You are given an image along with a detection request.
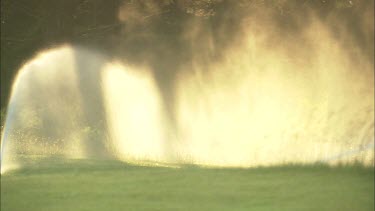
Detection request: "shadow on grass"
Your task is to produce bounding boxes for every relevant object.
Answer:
[6,155,373,176]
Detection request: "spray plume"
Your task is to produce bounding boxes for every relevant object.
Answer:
[1,0,373,173]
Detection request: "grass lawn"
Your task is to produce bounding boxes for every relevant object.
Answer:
[1,158,374,211]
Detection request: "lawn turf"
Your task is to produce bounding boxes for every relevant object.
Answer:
[1,159,374,211]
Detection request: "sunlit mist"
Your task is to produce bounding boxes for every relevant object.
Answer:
[1,46,95,173]
[101,62,167,162]
[1,3,374,174]
[175,19,374,166]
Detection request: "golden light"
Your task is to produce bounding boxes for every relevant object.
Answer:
[1,13,373,173]
[101,62,167,163]
[174,18,374,167]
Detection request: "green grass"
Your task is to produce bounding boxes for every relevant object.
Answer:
[1,159,374,211]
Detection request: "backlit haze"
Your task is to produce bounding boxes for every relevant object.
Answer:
[1,1,373,173]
